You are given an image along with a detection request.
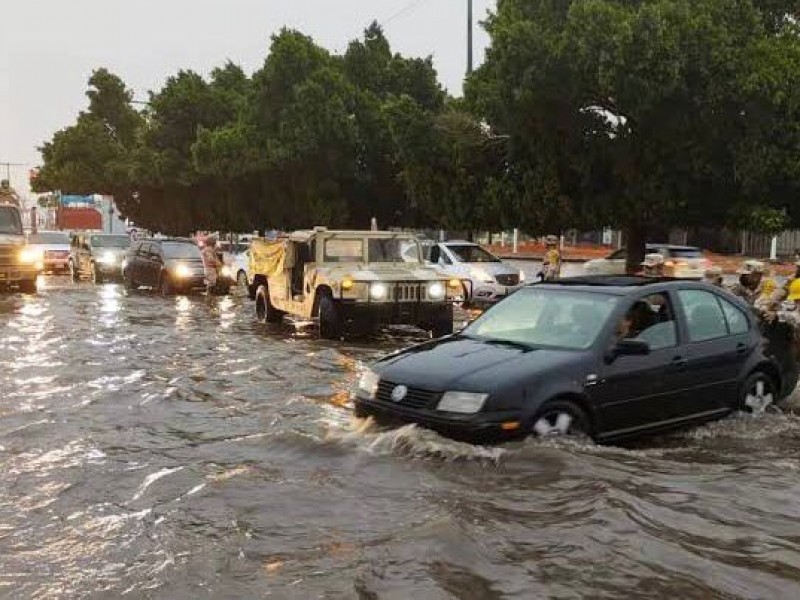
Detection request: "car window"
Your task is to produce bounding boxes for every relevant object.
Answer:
[669,248,704,259]
[608,249,626,260]
[616,293,678,350]
[162,242,199,259]
[91,235,130,248]
[324,239,363,262]
[138,243,152,257]
[719,296,750,335]
[678,290,729,342]
[465,288,619,350]
[0,206,23,235]
[445,244,500,263]
[29,232,70,244]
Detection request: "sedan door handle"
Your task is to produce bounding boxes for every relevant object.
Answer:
[736,343,748,355]
[671,356,688,369]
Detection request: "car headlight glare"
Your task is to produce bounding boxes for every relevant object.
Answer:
[519,270,526,282]
[220,265,234,278]
[358,369,380,399]
[428,282,445,299]
[437,391,488,414]
[19,247,44,264]
[98,251,117,265]
[370,282,389,301]
[174,263,192,278]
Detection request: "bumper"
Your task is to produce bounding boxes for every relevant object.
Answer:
[0,266,39,285]
[338,301,451,326]
[174,277,207,291]
[355,396,524,443]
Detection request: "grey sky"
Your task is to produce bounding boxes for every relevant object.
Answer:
[1,0,494,196]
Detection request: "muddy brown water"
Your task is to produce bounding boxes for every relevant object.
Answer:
[2,271,800,599]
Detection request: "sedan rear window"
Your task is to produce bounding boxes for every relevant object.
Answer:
[668,249,704,259]
[465,289,618,350]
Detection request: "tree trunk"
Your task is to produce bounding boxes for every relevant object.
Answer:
[624,224,646,275]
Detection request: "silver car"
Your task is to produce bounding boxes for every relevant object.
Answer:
[429,241,526,307]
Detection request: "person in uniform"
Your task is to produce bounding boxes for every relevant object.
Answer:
[703,266,724,287]
[729,260,773,305]
[202,235,222,289]
[640,253,666,277]
[541,235,562,281]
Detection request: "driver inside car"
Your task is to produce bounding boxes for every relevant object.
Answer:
[616,301,655,341]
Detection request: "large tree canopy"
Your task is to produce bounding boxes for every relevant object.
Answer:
[467,0,800,269]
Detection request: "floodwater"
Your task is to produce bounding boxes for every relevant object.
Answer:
[2,269,800,599]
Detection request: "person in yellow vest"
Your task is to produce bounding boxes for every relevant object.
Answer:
[542,235,562,281]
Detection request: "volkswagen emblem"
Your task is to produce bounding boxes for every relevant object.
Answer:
[391,385,408,402]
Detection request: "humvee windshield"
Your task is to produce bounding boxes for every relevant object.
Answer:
[0,206,23,235]
[322,237,421,263]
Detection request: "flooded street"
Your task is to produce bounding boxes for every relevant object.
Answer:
[3,272,800,599]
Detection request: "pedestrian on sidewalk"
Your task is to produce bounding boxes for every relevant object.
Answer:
[541,235,562,281]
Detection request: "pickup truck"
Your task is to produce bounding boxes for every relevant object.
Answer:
[0,203,40,293]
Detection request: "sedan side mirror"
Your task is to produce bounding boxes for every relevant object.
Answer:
[606,339,650,363]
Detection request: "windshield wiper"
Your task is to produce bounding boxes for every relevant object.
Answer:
[462,334,533,351]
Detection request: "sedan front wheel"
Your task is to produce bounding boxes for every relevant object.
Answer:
[531,400,591,439]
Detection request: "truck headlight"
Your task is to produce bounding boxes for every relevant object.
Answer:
[358,369,380,399]
[370,282,389,301]
[97,251,117,265]
[437,391,488,414]
[19,247,44,264]
[174,263,192,278]
[428,282,445,300]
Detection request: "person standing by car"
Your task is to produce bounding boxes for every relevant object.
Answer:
[202,235,222,289]
[541,235,562,281]
[729,260,773,305]
[640,253,666,277]
[703,266,724,287]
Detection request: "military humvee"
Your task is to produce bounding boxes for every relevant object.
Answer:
[249,228,459,339]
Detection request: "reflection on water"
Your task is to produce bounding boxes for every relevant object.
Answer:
[2,275,800,599]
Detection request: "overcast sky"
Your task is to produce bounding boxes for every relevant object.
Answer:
[0,0,494,196]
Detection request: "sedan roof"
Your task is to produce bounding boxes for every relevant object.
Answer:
[534,275,713,295]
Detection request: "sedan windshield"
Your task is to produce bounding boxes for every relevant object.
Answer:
[446,244,500,263]
[162,242,201,259]
[0,206,23,235]
[91,235,130,248]
[29,232,69,245]
[464,288,619,350]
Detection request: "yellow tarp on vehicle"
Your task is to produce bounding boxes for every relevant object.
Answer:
[250,239,287,278]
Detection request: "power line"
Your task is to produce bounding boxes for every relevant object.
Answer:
[383,0,434,28]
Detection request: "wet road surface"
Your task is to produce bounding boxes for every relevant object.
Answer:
[3,271,800,599]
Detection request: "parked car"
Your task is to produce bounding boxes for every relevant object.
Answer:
[232,248,250,288]
[427,241,526,307]
[27,231,70,274]
[0,203,39,293]
[69,233,131,282]
[249,228,460,339]
[355,276,797,444]
[584,244,711,278]
[122,238,206,295]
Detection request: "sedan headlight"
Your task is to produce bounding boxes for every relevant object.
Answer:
[428,282,446,300]
[471,268,493,283]
[437,391,488,414]
[19,247,44,264]
[97,251,117,265]
[370,282,389,301]
[174,263,192,278]
[358,369,380,399]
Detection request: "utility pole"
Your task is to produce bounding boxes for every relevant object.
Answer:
[467,0,474,75]
[0,161,25,182]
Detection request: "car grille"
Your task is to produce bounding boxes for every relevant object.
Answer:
[394,282,428,303]
[376,380,441,410]
[495,274,520,286]
[0,246,16,267]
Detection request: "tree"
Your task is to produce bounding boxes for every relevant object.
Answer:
[469,0,800,271]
